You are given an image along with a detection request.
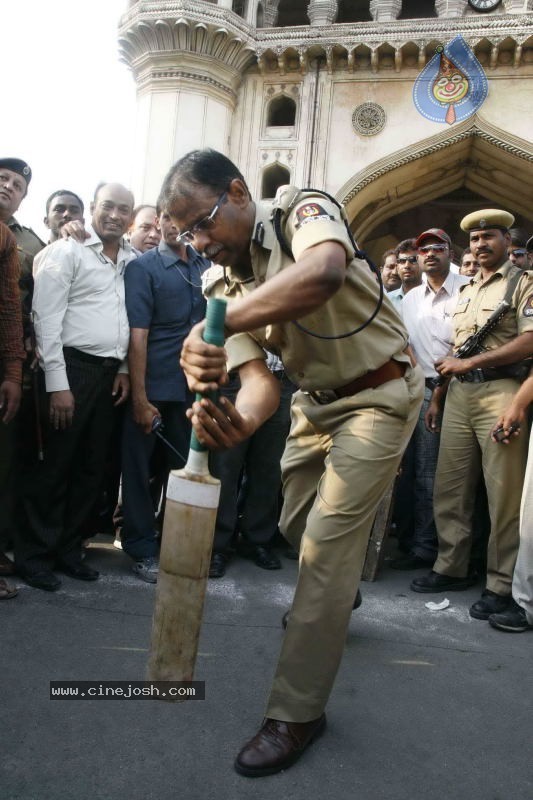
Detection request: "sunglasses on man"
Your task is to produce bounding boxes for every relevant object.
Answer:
[397,255,418,264]
[418,243,448,254]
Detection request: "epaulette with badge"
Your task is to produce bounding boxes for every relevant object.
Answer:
[202,264,225,295]
[271,185,337,257]
[20,224,45,252]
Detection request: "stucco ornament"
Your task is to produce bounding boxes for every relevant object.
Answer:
[352,103,386,136]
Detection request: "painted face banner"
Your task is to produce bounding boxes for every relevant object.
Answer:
[413,35,488,125]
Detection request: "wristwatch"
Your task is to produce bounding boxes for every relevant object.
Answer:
[467,0,501,11]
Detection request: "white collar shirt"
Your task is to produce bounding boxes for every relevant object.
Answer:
[401,270,469,378]
[32,224,136,392]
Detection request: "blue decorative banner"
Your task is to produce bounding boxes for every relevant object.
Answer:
[413,35,488,125]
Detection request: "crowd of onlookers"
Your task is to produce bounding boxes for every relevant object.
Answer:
[1,154,532,634]
[378,220,533,633]
[0,157,293,602]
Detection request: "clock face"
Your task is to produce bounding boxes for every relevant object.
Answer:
[467,0,502,10]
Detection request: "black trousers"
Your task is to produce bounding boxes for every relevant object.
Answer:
[121,399,190,560]
[15,352,120,571]
[0,366,45,549]
[210,371,295,552]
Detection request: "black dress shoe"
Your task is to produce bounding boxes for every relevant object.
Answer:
[209,551,230,579]
[249,545,281,570]
[284,546,299,560]
[18,568,61,592]
[469,589,511,620]
[489,600,533,633]
[389,553,434,571]
[234,714,326,777]
[0,551,15,576]
[282,589,362,629]
[411,570,477,594]
[58,562,99,581]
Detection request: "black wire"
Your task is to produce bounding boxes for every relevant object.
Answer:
[275,189,385,340]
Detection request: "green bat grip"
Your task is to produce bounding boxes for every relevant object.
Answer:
[190,297,227,453]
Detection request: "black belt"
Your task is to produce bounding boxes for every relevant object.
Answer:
[458,367,516,384]
[63,347,121,368]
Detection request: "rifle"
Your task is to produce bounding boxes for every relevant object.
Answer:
[436,270,530,384]
[455,300,513,360]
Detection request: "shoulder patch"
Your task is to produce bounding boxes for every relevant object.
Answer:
[523,296,533,317]
[295,203,333,229]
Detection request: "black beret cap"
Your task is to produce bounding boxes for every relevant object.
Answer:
[0,158,32,187]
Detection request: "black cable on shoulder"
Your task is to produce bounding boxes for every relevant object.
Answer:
[274,189,385,340]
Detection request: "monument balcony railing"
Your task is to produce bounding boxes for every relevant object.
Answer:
[119,1,533,73]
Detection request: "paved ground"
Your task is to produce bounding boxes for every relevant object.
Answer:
[2,538,531,800]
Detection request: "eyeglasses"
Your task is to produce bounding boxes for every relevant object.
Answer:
[176,191,227,244]
[418,243,448,254]
[397,256,418,265]
[509,249,527,257]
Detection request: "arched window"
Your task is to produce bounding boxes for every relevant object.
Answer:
[398,0,437,19]
[337,0,371,23]
[267,95,296,127]
[256,2,264,27]
[232,0,246,17]
[277,0,308,27]
[262,164,291,198]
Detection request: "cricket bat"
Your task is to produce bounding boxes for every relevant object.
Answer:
[146,297,226,696]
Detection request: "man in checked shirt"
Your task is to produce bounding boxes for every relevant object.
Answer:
[0,222,25,598]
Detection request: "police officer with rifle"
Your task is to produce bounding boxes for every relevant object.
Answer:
[412,210,533,622]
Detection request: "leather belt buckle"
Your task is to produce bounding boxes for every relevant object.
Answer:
[461,368,485,384]
[308,390,337,405]
[425,377,440,391]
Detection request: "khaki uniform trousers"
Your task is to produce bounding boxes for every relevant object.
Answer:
[513,426,533,625]
[433,378,528,595]
[266,364,424,722]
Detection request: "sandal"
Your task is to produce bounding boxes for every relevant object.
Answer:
[0,578,18,599]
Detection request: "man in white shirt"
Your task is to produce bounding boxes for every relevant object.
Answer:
[387,238,422,312]
[391,228,468,570]
[15,183,135,591]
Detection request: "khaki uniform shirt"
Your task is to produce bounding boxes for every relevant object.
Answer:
[203,187,410,392]
[452,261,533,351]
[6,216,45,338]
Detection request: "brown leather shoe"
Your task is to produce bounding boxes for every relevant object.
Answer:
[234,714,326,777]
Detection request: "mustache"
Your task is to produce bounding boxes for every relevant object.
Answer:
[204,245,224,259]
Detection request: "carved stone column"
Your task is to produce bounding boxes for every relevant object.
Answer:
[263,0,280,27]
[369,0,402,22]
[245,0,258,24]
[435,0,464,16]
[307,0,338,26]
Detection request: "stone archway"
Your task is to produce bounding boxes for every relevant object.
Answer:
[339,116,533,263]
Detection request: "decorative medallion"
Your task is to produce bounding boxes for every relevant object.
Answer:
[351,103,386,136]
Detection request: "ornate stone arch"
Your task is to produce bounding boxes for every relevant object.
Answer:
[266,92,297,126]
[338,115,533,244]
[261,162,291,198]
